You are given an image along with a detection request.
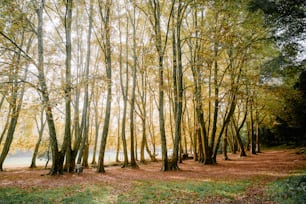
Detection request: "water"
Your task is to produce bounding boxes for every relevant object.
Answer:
[3,149,158,168]
[4,151,46,168]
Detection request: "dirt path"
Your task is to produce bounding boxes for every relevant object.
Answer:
[0,148,305,192]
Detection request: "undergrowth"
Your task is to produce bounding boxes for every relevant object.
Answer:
[1,170,305,203]
[264,170,306,203]
[117,180,251,203]
[0,185,111,204]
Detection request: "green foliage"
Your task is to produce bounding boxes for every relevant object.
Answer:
[249,0,306,41]
[0,185,111,204]
[265,170,306,203]
[117,180,251,203]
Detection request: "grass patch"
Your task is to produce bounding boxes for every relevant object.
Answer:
[0,185,112,204]
[265,170,306,203]
[2,170,305,203]
[117,179,251,203]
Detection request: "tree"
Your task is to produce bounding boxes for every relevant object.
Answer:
[249,0,306,146]
[146,0,175,171]
[119,13,129,168]
[128,1,139,168]
[170,0,186,170]
[30,106,47,168]
[77,0,94,167]
[97,0,112,173]
[35,0,64,175]
[60,0,73,172]
[0,34,31,171]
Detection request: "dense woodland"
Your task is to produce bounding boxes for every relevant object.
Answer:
[0,0,305,175]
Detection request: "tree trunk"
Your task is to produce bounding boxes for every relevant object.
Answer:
[209,41,220,164]
[140,121,146,163]
[30,110,46,168]
[119,15,129,168]
[147,98,157,162]
[91,112,100,165]
[0,101,22,171]
[156,2,169,171]
[82,137,89,168]
[147,0,175,171]
[249,100,256,155]
[0,22,31,171]
[232,114,247,157]
[191,54,212,165]
[36,2,61,174]
[129,5,138,169]
[0,106,11,146]
[255,110,261,153]
[97,0,112,173]
[170,0,183,170]
[116,104,121,162]
[77,0,93,166]
[212,93,237,162]
[223,127,229,160]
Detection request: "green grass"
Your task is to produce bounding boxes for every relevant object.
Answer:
[264,170,306,204]
[117,180,251,203]
[0,185,112,204]
[0,180,252,204]
[1,172,305,203]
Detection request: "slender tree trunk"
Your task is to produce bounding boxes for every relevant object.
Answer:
[77,0,93,166]
[249,99,256,154]
[97,0,112,173]
[61,0,73,173]
[82,136,89,167]
[191,51,211,165]
[171,0,184,170]
[30,109,46,168]
[0,24,31,171]
[0,95,4,110]
[36,6,61,173]
[140,117,146,163]
[119,15,129,168]
[147,96,157,162]
[255,110,261,153]
[223,127,229,160]
[212,93,237,162]
[0,66,27,171]
[0,106,11,146]
[232,113,247,157]
[189,7,212,165]
[209,41,220,163]
[91,105,100,165]
[147,0,175,171]
[116,103,121,162]
[129,5,138,168]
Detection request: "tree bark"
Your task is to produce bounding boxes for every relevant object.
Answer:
[232,112,247,157]
[129,5,139,169]
[97,0,112,173]
[77,0,93,166]
[30,109,46,168]
[170,0,184,170]
[119,15,129,168]
[0,18,31,171]
[255,110,261,153]
[147,0,174,171]
[223,127,229,160]
[0,63,27,171]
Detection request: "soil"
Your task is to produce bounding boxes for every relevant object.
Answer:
[0,148,305,202]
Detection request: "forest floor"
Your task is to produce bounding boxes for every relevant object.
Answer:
[0,147,305,203]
